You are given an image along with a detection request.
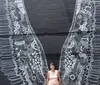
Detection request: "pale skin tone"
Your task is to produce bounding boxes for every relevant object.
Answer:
[46,64,61,85]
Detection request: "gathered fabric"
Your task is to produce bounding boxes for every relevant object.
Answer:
[48,70,59,85]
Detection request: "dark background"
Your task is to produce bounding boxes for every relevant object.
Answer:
[24,0,76,65]
[0,0,76,84]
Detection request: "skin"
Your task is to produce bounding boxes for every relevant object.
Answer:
[47,64,61,85]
